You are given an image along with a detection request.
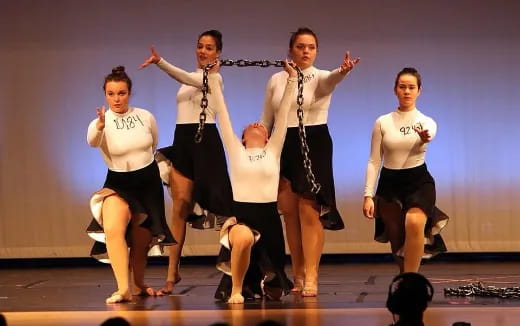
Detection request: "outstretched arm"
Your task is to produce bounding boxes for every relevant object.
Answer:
[267,61,297,152]
[318,50,360,95]
[139,45,220,88]
[415,117,437,143]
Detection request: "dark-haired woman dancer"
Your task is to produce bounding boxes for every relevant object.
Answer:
[139,30,233,295]
[87,66,175,303]
[363,67,448,273]
[261,27,360,296]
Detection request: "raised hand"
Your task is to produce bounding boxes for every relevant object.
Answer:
[96,105,106,130]
[339,50,360,74]
[139,45,161,69]
[206,59,220,74]
[283,59,297,78]
[414,123,431,143]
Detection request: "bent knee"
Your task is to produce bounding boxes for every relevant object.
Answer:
[405,208,427,231]
[229,225,254,249]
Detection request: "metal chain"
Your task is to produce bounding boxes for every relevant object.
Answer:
[444,282,520,299]
[194,62,216,143]
[295,67,321,195]
[219,59,285,68]
[194,59,284,143]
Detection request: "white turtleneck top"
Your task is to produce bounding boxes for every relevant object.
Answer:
[364,108,437,197]
[260,66,347,129]
[87,107,158,172]
[156,58,222,124]
[210,75,297,203]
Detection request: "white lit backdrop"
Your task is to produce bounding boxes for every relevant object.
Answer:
[1,0,519,258]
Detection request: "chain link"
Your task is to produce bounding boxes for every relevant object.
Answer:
[194,62,215,143]
[219,59,285,68]
[444,282,520,299]
[194,59,284,143]
[295,67,321,195]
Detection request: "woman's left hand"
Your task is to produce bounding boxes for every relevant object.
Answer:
[414,123,431,143]
[207,59,220,74]
[339,50,360,74]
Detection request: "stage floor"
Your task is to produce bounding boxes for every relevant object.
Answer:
[2,261,520,325]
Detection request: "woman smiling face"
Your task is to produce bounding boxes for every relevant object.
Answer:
[196,35,221,68]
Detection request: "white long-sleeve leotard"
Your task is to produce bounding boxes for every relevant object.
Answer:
[260,66,347,129]
[364,108,437,197]
[209,75,297,203]
[87,107,158,172]
[156,58,223,124]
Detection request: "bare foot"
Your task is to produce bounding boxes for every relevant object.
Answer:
[291,277,304,293]
[156,276,181,296]
[301,280,318,297]
[134,285,156,296]
[227,293,244,304]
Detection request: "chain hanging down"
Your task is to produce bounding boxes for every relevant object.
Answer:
[194,62,216,143]
[295,67,321,195]
[194,59,284,143]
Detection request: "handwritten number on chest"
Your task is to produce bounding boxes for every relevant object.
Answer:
[400,126,412,136]
[399,122,421,136]
[113,115,145,130]
[248,150,267,162]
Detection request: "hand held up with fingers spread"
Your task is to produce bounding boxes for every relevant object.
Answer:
[96,105,106,131]
[139,45,161,70]
[339,50,361,74]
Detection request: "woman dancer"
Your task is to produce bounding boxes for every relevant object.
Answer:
[87,66,175,303]
[211,60,296,303]
[363,67,448,273]
[139,30,233,295]
[261,27,360,296]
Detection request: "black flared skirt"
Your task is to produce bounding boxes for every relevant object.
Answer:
[86,161,176,262]
[156,123,233,229]
[374,164,449,258]
[281,125,344,230]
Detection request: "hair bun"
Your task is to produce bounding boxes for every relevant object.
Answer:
[112,65,126,74]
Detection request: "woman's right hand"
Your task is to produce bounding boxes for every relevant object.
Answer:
[363,196,375,219]
[96,105,106,130]
[139,45,161,69]
[283,59,297,78]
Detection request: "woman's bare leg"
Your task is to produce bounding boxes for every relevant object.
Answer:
[158,167,194,295]
[228,224,255,304]
[102,195,132,303]
[379,200,406,273]
[403,207,427,272]
[299,197,323,297]
[278,178,305,291]
[129,215,154,295]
